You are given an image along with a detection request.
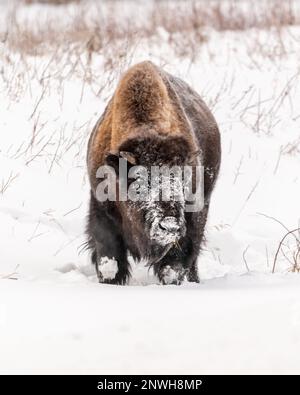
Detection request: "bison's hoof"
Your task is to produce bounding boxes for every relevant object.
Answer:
[160,265,185,285]
[97,257,118,283]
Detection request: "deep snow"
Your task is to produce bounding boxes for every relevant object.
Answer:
[2,274,300,374]
[0,1,300,374]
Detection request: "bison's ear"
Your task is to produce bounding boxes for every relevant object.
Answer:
[119,151,137,165]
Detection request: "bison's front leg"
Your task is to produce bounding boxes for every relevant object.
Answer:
[155,240,199,285]
[156,258,199,285]
[157,263,187,285]
[155,220,203,285]
[87,193,130,285]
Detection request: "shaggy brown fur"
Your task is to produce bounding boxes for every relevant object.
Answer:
[86,61,221,285]
[87,62,196,190]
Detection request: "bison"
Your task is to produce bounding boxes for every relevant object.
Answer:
[86,61,221,285]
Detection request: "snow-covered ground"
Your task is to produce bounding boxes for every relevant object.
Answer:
[0,1,300,374]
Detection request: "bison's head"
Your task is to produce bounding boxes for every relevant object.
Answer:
[105,132,199,264]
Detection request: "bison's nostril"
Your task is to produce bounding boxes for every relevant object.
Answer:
[159,223,165,230]
[159,217,180,233]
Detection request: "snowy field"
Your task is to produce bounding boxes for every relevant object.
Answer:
[0,0,300,374]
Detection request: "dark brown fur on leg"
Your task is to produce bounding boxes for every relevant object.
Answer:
[87,193,130,285]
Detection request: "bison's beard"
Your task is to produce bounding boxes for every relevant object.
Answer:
[145,242,174,267]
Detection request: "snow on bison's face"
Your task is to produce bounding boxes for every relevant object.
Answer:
[104,134,197,264]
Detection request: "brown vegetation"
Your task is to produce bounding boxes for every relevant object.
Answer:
[3,0,300,57]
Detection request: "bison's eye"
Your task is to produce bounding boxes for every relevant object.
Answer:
[105,151,137,177]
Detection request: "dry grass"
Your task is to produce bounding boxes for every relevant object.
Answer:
[257,214,300,273]
[273,227,300,273]
[25,0,79,4]
[0,172,19,194]
[1,0,299,110]
[0,265,19,280]
[2,0,300,57]
[0,1,299,171]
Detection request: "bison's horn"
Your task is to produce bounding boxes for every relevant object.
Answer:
[119,151,137,165]
[188,150,201,164]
